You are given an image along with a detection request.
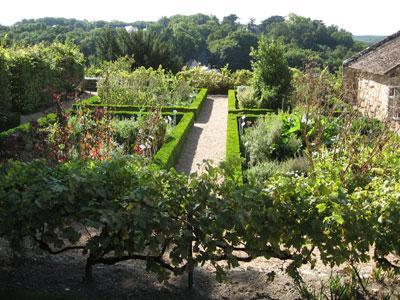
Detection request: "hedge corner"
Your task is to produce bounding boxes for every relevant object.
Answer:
[153,112,195,170]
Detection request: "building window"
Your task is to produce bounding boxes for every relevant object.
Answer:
[389,86,400,120]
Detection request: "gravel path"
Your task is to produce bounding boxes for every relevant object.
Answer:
[175,95,228,174]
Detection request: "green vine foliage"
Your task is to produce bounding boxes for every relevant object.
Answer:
[1,130,400,284]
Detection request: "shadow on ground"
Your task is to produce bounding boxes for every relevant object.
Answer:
[0,255,286,300]
[196,97,214,124]
[175,126,203,174]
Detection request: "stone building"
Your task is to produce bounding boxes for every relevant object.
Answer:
[343,31,400,125]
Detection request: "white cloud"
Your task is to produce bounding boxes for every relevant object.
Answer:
[0,0,398,35]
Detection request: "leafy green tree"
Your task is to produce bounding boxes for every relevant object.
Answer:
[251,36,292,109]
[96,28,122,61]
[125,30,182,72]
[259,16,285,34]
[209,31,258,70]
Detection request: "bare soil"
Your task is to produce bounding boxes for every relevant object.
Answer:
[1,241,399,300]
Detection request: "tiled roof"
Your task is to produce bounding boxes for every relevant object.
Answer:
[344,31,400,75]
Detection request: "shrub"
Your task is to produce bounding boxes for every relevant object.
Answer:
[245,156,309,185]
[236,85,259,108]
[47,42,85,96]
[242,114,303,164]
[85,56,134,77]
[250,36,292,109]
[0,47,19,131]
[9,45,52,113]
[8,42,84,114]
[177,66,252,94]
[97,66,195,106]
[233,69,253,86]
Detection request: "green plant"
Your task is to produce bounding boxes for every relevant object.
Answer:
[153,112,194,169]
[111,117,140,153]
[233,69,253,87]
[245,156,309,185]
[6,42,84,114]
[98,66,195,106]
[225,114,243,183]
[236,85,259,108]
[242,114,303,164]
[177,66,235,94]
[250,36,292,109]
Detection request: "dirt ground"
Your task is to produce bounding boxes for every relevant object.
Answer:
[0,241,399,300]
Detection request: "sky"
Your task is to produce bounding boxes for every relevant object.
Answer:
[1,0,399,35]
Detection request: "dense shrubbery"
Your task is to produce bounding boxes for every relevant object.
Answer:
[8,42,84,114]
[250,36,293,109]
[97,66,196,106]
[177,66,252,94]
[0,48,18,131]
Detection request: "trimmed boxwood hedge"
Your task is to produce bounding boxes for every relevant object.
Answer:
[74,88,208,118]
[226,114,243,184]
[153,112,195,169]
[0,113,57,147]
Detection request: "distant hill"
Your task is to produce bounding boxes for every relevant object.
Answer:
[353,35,386,45]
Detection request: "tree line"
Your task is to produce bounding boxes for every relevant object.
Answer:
[0,14,365,71]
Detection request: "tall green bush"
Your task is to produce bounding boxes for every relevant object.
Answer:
[47,42,85,96]
[0,47,19,131]
[9,45,52,113]
[8,42,84,114]
[250,36,292,109]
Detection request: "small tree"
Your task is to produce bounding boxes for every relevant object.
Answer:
[251,36,292,109]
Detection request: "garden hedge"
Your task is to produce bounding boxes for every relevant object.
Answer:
[9,43,84,114]
[0,47,20,132]
[0,113,57,146]
[153,112,195,169]
[228,89,275,115]
[226,114,243,184]
[74,88,208,118]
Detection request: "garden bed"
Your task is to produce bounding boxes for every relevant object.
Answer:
[74,88,208,119]
[226,113,271,184]
[228,89,275,114]
[0,109,194,170]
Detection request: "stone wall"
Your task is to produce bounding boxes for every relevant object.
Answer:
[343,66,400,122]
